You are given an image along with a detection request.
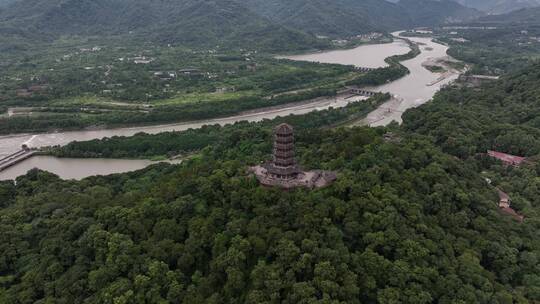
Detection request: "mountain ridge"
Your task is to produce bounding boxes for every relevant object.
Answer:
[455,0,540,14]
[0,0,481,50]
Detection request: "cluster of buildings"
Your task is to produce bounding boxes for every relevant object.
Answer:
[331,32,384,46]
[58,46,103,62]
[355,32,383,41]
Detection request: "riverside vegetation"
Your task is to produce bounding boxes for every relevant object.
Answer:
[2,62,540,302]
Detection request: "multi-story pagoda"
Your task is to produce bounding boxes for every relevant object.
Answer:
[250,123,337,189]
[265,123,301,180]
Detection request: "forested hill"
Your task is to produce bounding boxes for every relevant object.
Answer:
[0,0,324,50]
[0,0,480,49]
[403,62,540,159]
[2,123,539,302]
[242,0,481,37]
[477,6,540,24]
[397,0,482,27]
[454,0,540,14]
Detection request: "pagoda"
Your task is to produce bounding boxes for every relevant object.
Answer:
[265,123,301,180]
[250,123,336,189]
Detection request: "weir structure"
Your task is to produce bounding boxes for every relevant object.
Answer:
[250,123,337,189]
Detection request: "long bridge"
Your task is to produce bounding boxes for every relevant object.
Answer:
[338,87,381,98]
[355,67,376,73]
[0,149,36,172]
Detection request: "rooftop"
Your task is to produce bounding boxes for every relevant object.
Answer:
[487,150,526,166]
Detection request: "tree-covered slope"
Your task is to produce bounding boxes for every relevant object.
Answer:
[242,0,396,37]
[1,123,539,303]
[0,0,481,48]
[0,0,324,50]
[403,62,540,158]
[397,0,483,27]
[243,0,481,37]
[455,0,540,14]
[478,6,540,24]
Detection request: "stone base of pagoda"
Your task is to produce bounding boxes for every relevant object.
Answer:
[249,163,337,190]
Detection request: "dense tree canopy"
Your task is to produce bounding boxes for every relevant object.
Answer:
[1,122,539,303]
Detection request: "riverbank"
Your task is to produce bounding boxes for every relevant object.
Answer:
[361,32,463,126]
[0,92,374,158]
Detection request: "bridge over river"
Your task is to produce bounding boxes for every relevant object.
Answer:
[0,149,36,172]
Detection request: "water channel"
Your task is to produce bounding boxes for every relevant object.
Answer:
[0,156,181,181]
[0,32,461,180]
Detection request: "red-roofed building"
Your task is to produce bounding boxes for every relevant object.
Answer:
[487,150,526,166]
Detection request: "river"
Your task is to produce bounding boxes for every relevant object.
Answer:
[278,39,410,68]
[283,32,461,126]
[362,33,461,126]
[0,32,461,179]
[0,156,181,181]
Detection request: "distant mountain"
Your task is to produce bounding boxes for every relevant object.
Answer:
[398,0,483,27]
[242,0,400,37]
[0,0,325,50]
[454,0,540,14]
[477,6,540,23]
[243,0,481,37]
[0,0,481,50]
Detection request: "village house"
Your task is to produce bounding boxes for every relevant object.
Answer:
[215,87,235,94]
[153,71,177,81]
[178,68,201,76]
[460,75,500,87]
[497,188,524,222]
[132,56,154,64]
[498,189,510,208]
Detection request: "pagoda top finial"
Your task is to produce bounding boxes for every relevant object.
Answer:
[275,123,293,136]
